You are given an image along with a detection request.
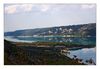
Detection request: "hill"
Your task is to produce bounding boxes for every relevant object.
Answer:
[4,40,84,65]
[4,23,96,37]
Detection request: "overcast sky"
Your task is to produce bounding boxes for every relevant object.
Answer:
[4,4,96,32]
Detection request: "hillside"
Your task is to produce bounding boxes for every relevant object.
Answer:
[4,40,84,65]
[4,23,96,37]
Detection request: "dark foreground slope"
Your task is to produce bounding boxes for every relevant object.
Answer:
[4,40,84,65]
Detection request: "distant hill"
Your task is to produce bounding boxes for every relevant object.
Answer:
[4,23,96,37]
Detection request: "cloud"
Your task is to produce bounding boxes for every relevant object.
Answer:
[39,5,50,12]
[81,4,95,9]
[20,4,34,12]
[5,4,34,14]
[4,4,51,14]
[5,5,18,14]
[5,4,96,14]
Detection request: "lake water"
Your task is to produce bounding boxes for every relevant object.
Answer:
[4,36,96,64]
[66,47,96,64]
[4,36,96,45]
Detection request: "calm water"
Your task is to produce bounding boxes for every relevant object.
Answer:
[5,36,96,45]
[66,47,96,64]
[4,36,96,64]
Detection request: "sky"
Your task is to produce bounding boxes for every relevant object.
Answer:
[4,4,96,32]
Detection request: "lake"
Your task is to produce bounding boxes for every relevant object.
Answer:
[4,36,96,45]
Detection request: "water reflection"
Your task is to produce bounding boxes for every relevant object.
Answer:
[67,48,96,65]
[10,36,96,45]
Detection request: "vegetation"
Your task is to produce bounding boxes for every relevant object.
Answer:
[14,42,95,48]
[4,40,85,65]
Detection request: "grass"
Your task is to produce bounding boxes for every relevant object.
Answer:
[14,41,95,48]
